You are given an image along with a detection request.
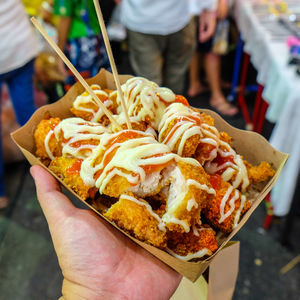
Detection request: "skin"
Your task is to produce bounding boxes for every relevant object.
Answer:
[57,16,71,77]
[199,10,217,42]
[30,165,181,300]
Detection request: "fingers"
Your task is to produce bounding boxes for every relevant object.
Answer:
[199,11,216,42]
[30,165,75,226]
[199,16,205,42]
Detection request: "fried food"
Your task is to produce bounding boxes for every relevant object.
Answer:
[32,75,278,261]
[116,77,176,129]
[159,103,220,163]
[49,156,97,200]
[104,193,167,248]
[158,103,202,157]
[245,161,276,184]
[167,225,218,260]
[34,117,61,163]
[80,130,176,198]
[203,175,251,233]
[70,84,116,124]
[54,117,108,159]
[161,160,216,233]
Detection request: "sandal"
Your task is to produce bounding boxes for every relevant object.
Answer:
[210,101,238,116]
[0,196,9,210]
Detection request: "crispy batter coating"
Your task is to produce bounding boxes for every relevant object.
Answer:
[219,131,232,144]
[49,157,97,200]
[71,103,110,125]
[159,119,201,157]
[194,143,217,165]
[70,85,115,125]
[104,193,167,248]
[193,114,221,165]
[167,225,218,257]
[162,160,215,233]
[34,118,61,163]
[245,161,275,184]
[199,112,215,126]
[203,179,251,233]
[101,168,134,198]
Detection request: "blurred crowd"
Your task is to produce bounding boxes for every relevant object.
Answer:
[0,0,238,209]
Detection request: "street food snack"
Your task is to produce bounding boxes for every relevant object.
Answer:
[70,84,116,125]
[32,76,276,262]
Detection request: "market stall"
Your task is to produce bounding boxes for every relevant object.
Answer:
[233,0,300,217]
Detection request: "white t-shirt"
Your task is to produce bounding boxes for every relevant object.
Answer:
[121,0,217,35]
[0,0,39,74]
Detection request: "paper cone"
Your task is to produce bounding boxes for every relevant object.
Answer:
[11,69,288,282]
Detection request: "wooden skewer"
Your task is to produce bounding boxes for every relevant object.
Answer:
[31,17,122,131]
[92,0,132,130]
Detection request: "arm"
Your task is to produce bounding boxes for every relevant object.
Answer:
[199,10,217,42]
[57,16,71,51]
[56,16,71,76]
[197,0,217,42]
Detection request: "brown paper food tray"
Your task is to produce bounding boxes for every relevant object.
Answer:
[11,69,288,282]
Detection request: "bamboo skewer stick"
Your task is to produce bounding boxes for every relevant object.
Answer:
[31,17,122,131]
[92,0,132,130]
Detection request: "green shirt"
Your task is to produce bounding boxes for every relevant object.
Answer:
[54,0,100,39]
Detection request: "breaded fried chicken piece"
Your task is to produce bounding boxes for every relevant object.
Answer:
[100,168,136,198]
[158,103,202,157]
[203,175,251,233]
[104,193,167,248]
[159,118,201,157]
[167,225,218,260]
[34,117,61,163]
[244,161,275,184]
[49,157,97,200]
[199,112,215,126]
[70,84,115,124]
[219,131,232,144]
[161,160,216,233]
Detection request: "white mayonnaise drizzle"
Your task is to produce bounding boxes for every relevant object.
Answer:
[53,118,108,159]
[186,179,216,195]
[205,140,249,192]
[80,130,175,193]
[162,164,214,232]
[120,194,166,232]
[44,130,55,160]
[187,198,198,211]
[166,247,211,261]
[233,195,247,228]
[72,85,112,122]
[116,77,175,129]
[192,225,212,237]
[158,103,220,162]
[218,185,240,224]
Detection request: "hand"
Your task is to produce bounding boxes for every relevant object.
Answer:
[30,165,181,300]
[199,10,217,42]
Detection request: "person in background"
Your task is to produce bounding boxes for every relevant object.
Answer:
[31,165,181,299]
[54,0,111,91]
[188,0,238,116]
[121,0,217,94]
[0,0,38,209]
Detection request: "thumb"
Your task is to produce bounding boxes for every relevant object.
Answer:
[30,165,76,226]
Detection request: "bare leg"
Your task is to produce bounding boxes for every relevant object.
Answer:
[204,52,238,116]
[187,52,205,97]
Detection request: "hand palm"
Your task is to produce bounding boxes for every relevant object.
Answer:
[31,166,181,300]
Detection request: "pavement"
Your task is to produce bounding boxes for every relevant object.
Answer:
[0,63,299,300]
